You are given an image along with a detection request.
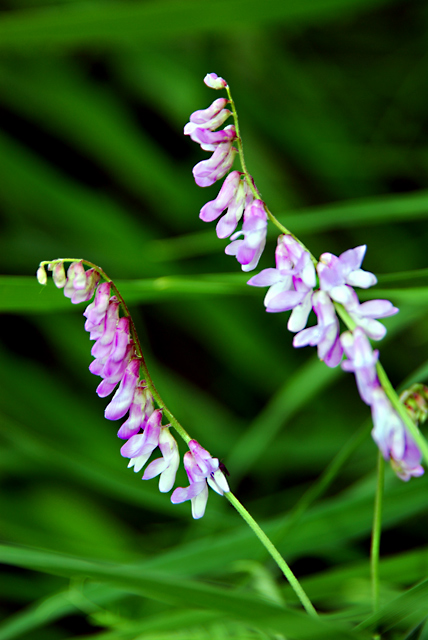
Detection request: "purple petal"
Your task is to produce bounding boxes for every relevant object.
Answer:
[104,359,140,420]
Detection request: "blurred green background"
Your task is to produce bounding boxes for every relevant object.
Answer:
[1,0,428,638]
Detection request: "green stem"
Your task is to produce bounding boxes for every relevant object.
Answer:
[41,259,317,617]
[225,491,318,618]
[371,452,384,620]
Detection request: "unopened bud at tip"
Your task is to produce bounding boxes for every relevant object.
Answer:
[36,265,47,285]
[204,73,228,90]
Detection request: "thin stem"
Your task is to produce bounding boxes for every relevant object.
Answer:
[225,491,318,618]
[41,258,316,618]
[371,452,384,620]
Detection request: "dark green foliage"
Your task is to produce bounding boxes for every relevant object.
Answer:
[0,0,428,638]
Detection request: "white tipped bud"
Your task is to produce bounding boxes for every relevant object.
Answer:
[36,265,47,285]
[204,73,228,90]
[49,262,67,288]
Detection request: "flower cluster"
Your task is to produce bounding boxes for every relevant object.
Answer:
[341,329,423,480]
[185,73,267,272]
[186,73,423,481]
[37,260,229,517]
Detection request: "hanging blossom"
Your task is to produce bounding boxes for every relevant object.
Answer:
[341,328,424,481]
[37,260,230,516]
[171,440,230,519]
[184,73,267,272]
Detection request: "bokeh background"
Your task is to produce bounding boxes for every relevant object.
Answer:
[1,0,428,638]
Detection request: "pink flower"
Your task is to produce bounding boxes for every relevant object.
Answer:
[332,286,398,341]
[104,358,141,420]
[318,245,377,293]
[117,381,154,439]
[225,199,267,272]
[143,428,180,493]
[121,409,163,474]
[199,171,253,238]
[192,142,237,188]
[171,440,229,519]
[204,73,228,89]
[63,262,100,304]
[248,235,316,331]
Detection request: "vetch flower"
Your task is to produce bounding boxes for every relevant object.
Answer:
[121,409,162,474]
[199,171,253,238]
[117,381,154,439]
[225,199,267,272]
[248,235,316,331]
[84,282,112,335]
[171,440,229,519]
[204,73,228,89]
[341,328,379,405]
[332,286,398,341]
[104,358,141,420]
[143,427,180,492]
[63,262,100,304]
[370,387,424,480]
[192,142,237,188]
[318,245,377,294]
[293,290,343,367]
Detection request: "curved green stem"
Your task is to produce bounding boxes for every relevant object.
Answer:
[225,83,428,468]
[40,258,317,617]
[225,491,318,618]
[371,451,384,618]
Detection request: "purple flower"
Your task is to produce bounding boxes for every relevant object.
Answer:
[192,142,237,188]
[63,262,100,304]
[199,171,253,238]
[248,235,315,331]
[104,358,141,420]
[121,409,163,474]
[293,290,343,367]
[142,427,180,492]
[318,245,377,294]
[204,73,228,89]
[332,286,398,341]
[370,387,424,480]
[84,282,112,335]
[90,299,120,358]
[225,199,267,272]
[171,440,229,519]
[117,381,154,439]
[341,328,379,405]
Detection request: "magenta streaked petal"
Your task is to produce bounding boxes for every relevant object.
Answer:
[199,171,241,222]
[104,359,140,420]
[96,378,118,398]
[84,282,112,326]
[171,481,206,504]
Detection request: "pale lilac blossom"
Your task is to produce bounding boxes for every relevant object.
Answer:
[171,440,229,519]
[317,245,377,294]
[190,125,236,152]
[370,387,423,480]
[84,282,112,335]
[293,290,343,367]
[340,328,379,405]
[225,199,267,272]
[332,286,398,341]
[248,235,316,331]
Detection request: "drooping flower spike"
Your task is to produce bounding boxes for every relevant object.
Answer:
[36,259,231,517]
[184,72,425,482]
